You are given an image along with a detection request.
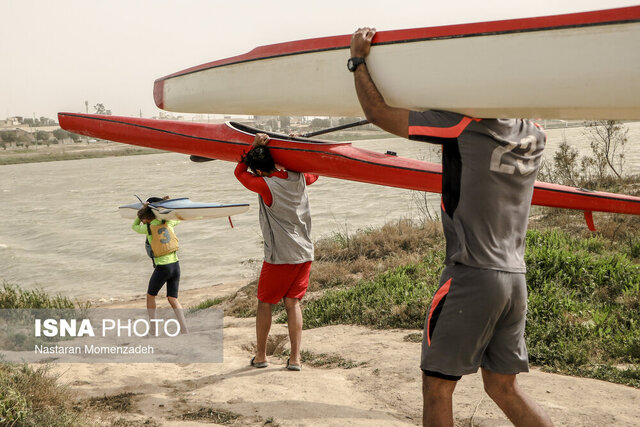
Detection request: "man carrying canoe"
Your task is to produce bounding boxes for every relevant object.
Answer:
[235,133,318,371]
[132,197,188,334]
[348,27,553,427]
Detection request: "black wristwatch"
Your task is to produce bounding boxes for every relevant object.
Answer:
[347,57,365,72]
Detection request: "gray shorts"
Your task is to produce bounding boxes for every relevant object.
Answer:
[421,264,529,378]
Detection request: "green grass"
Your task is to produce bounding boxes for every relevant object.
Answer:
[298,227,640,387]
[0,147,161,165]
[299,350,366,369]
[524,230,640,385]
[189,297,226,312]
[0,283,92,352]
[300,252,443,330]
[404,332,423,343]
[0,284,89,425]
[0,282,78,309]
[176,407,241,423]
[85,392,139,413]
[276,349,366,369]
[0,363,82,426]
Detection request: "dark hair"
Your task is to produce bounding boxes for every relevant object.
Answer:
[137,206,156,221]
[242,146,276,174]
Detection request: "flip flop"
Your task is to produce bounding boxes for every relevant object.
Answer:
[286,358,302,371]
[250,356,268,368]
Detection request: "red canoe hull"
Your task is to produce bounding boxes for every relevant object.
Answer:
[58,113,640,216]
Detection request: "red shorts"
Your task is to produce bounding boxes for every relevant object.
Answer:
[257,261,312,304]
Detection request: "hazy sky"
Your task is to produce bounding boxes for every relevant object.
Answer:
[2,0,637,120]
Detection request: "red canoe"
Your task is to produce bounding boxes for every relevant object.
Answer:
[58,112,640,229]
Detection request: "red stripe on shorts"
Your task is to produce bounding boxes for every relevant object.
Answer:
[427,278,452,346]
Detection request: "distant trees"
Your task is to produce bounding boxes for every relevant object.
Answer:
[264,118,278,131]
[22,117,56,127]
[539,120,629,189]
[1,131,17,144]
[0,132,16,150]
[310,118,330,129]
[93,103,112,115]
[582,120,627,180]
[15,133,30,148]
[52,129,69,141]
[52,128,80,143]
[279,116,291,133]
[0,128,83,148]
[338,117,362,125]
[39,116,56,126]
[35,131,49,142]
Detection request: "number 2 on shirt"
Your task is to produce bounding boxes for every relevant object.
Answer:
[490,135,539,176]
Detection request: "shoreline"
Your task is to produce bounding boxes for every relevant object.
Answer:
[92,279,249,309]
[4,219,639,425]
[0,141,163,165]
[0,129,392,166]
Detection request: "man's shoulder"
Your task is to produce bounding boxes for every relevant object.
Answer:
[409,109,466,125]
[475,118,545,140]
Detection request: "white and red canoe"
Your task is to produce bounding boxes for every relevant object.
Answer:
[154,6,640,120]
[58,113,640,230]
[119,198,249,221]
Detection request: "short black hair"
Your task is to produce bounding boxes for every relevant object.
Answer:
[242,145,276,174]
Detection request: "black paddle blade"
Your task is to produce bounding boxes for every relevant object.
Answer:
[190,155,217,162]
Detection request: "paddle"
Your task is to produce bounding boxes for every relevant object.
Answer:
[134,195,164,213]
[302,119,369,138]
[189,155,217,162]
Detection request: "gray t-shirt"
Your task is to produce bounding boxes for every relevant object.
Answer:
[409,111,546,273]
[259,171,314,264]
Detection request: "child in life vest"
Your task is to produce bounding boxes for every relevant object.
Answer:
[132,197,188,334]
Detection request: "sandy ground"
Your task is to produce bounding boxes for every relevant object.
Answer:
[50,282,640,426]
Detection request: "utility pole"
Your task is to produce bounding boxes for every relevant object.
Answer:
[33,113,37,150]
[84,101,89,143]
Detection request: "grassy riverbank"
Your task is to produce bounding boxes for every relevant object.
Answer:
[0,284,86,425]
[1,199,639,426]
[302,224,639,386]
[0,143,162,165]
[224,208,640,388]
[0,127,394,166]
[0,363,83,426]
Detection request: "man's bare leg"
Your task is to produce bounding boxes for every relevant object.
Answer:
[146,293,159,336]
[481,368,553,426]
[167,296,189,334]
[422,373,457,427]
[146,293,156,317]
[284,297,302,365]
[254,300,272,364]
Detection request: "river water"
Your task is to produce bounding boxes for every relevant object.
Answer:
[1,123,638,300]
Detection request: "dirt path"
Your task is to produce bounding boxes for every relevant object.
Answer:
[51,284,640,426]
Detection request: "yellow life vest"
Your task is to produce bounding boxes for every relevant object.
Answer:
[148,222,179,257]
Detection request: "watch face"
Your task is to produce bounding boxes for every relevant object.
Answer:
[347,57,363,72]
